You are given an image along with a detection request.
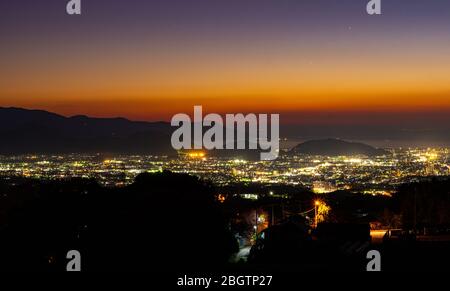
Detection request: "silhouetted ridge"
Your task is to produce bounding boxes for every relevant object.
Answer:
[0,107,174,155]
[290,139,388,156]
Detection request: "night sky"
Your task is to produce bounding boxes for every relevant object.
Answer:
[1,0,450,131]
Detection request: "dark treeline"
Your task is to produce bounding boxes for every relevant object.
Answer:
[394,178,450,230]
[0,173,449,271]
[0,171,238,271]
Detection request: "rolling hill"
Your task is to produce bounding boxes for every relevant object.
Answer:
[289,139,388,156]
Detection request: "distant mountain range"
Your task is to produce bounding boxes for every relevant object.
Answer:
[0,107,388,157]
[0,107,175,155]
[289,139,388,156]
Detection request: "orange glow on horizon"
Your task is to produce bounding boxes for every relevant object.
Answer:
[2,37,450,120]
[2,91,450,122]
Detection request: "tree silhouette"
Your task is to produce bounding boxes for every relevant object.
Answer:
[0,172,238,271]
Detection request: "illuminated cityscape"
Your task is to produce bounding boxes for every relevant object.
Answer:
[2,0,450,274]
[1,147,448,194]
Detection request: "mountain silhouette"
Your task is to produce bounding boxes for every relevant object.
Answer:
[0,107,175,155]
[290,138,388,156]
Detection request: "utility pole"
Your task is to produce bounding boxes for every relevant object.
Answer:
[315,204,317,228]
[413,189,417,233]
[314,200,320,228]
[255,209,258,237]
[271,205,275,227]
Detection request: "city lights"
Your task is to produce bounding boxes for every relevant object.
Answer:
[188,152,206,159]
[0,147,448,191]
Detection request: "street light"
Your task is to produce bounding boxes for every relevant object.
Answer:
[314,200,321,228]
